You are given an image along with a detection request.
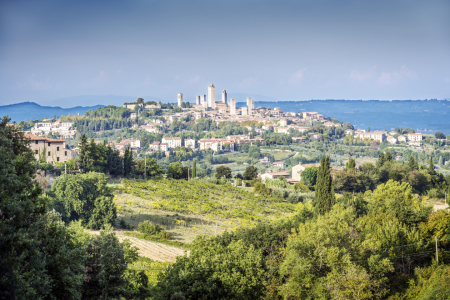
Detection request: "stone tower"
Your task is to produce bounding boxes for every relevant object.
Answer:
[222,90,227,105]
[200,94,206,105]
[208,83,215,109]
[196,95,200,105]
[230,98,236,115]
[177,93,183,107]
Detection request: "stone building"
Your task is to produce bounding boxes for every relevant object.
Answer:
[208,83,215,109]
[230,98,236,115]
[177,93,183,107]
[222,90,227,105]
[25,133,70,164]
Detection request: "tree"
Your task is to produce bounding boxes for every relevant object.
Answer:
[123,145,133,177]
[368,126,370,132]
[407,156,419,171]
[132,158,164,178]
[78,133,89,171]
[243,165,258,180]
[0,116,86,298]
[346,157,356,171]
[301,166,318,186]
[153,238,266,300]
[192,158,197,178]
[82,229,130,299]
[314,156,335,215]
[167,162,183,179]
[136,98,144,104]
[107,147,123,176]
[435,131,446,139]
[428,156,436,175]
[215,166,232,179]
[254,182,270,196]
[52,172,117,229]
[377,152,385,168]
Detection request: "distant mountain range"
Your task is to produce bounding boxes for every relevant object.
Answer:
[0,102,104,122]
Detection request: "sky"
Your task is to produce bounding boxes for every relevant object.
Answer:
[1,0,449,106]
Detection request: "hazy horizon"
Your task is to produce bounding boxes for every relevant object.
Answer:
[1,0,449,106]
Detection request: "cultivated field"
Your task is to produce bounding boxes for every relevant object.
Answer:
[112,178,296,243]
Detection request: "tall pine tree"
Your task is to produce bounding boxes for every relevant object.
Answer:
[314,156,335,215]
[123,145,133,177]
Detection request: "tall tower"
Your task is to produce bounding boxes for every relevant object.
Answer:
[200,94,206,104]
[222,90,227,105]
[208,83,215,109]
[196,95,200,105]
[177,93,183,107]
[230,98,236,115]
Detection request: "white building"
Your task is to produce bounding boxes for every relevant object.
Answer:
[185,138,196,149]
[161,137,182,149]
[408,133,423,142]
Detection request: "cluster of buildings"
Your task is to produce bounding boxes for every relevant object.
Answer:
[344,128,424,146]
[30,121,76,139]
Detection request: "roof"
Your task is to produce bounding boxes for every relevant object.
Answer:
[263,172,290,176]
[24,133,66,143]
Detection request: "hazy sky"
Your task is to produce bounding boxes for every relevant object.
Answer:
[1,0,449,105]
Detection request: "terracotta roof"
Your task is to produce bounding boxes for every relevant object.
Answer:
[24,133,66,142]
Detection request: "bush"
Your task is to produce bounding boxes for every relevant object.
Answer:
[254,182,270,196]
[427,188,444,199]
[287,193,304,204]
[138,220,163,235]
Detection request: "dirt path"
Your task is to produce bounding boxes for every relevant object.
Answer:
[91,231,189,263]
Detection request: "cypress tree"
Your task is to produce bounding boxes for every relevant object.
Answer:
[428,156,435,175]
[407,156,418,170]
[78,133,88,172]
[376,152,385,168]
[193,158,197,178]
[314,156,335,215]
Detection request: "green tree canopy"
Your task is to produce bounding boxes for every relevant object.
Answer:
[243,165,258,180]
[215,166,232,179]
[52,172,117,229]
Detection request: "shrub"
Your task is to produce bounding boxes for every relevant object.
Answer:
[254,182,270,196]
[427,188,444,199]
[138,220,163,235]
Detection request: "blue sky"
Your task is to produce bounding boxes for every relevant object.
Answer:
[1,0,449,106]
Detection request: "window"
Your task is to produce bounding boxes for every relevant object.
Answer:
[35,140,38,144]
[48,142,51,146]
[35,150,38,154]
[57,157,60,162]
[48,151,50,156]
[65,151,67,156]
[57,147,59,151]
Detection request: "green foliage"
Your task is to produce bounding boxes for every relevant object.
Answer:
[81,229,130,299]
[52,172,117,229]
[120,179,295,228]
[243,165,258,180]
[124,145,133,177]
[153,238,267,300]
[215,165,232,179]
[396,265,450,300]
[434,131,446,139]
[314,156,335,214]
[279,204,395,299]
[364,180,432,227]
[1,116,88,299]
[138,220,163,235]
[418,210,450,241]
[254,182,270,196]
[301,165,318,186]
[346,157,356,170]
[132,157,164,178]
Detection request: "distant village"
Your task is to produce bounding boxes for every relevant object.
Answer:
[25,83,428,170]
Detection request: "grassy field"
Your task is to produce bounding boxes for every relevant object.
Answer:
[112,178,296,244]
